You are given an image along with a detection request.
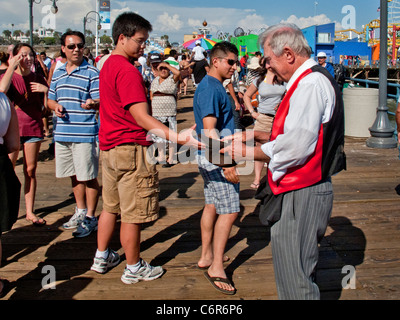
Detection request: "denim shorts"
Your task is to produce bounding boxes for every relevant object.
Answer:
[197,153,240,215]
[20,136,43,144]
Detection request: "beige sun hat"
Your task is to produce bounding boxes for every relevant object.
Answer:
[247,56,261,70]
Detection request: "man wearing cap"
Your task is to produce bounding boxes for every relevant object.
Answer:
[317,52,335,78]
[191,40,206,61]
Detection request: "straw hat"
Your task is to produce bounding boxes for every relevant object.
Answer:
[247,56,261,70]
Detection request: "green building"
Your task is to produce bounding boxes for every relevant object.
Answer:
[230,34,260,57]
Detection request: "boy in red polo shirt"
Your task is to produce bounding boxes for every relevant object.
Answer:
[91,12,200,284]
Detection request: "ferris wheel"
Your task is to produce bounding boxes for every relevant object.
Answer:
[389,0,400,25]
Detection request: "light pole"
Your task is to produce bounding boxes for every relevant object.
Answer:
[366,0,397,148]
[83,10,102,57]
[83,11,102,37]
[28,0,58,46]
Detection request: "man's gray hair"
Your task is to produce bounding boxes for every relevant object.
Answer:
[259,23,312,58]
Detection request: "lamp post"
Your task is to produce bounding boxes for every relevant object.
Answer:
[83,10,102,57]
[366,0,397,148]
[28,0,58,46]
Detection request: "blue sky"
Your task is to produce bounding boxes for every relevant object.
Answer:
[0,0,386,43]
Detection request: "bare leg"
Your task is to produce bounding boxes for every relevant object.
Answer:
[70,175,86,210]
[23,141,42,222]
[183,78,188,95]
[207,212,238,292]
[198,204,217,268]
[120,222,141,265]
[252,142,265,187]
[85,178,99,217]
[167,141,177,164]
[9,149,19,169]
[43,116,50,136]
[96,210,118,251]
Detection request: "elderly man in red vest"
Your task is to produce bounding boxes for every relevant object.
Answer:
[222,23,346,300]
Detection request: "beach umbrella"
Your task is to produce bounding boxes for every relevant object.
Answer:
[182,36,217,50]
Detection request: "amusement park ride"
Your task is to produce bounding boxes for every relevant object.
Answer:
[335,0,400,65]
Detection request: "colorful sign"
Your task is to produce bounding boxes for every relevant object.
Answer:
[99,0,111,30]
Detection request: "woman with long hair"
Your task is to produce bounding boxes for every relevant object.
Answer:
[0,43,49,225]
[243,57,286,189]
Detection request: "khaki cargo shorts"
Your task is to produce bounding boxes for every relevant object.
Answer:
[101,144,159,224]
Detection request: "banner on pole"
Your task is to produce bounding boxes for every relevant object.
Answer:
[99,1,111,30]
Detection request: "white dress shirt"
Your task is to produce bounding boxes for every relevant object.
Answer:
[261,58,336,182]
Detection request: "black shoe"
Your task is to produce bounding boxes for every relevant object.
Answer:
[48,143,55,156]
[162,163,176,168]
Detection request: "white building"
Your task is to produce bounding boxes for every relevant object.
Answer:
[33,27,55,38]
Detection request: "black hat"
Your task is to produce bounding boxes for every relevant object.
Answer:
[149,53,162,64]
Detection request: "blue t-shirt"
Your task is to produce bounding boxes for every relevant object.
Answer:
[49,60,100,143]
[193,75,235,141]
[325,62,335,79]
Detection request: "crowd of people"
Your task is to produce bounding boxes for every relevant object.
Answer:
[0,11,345,300]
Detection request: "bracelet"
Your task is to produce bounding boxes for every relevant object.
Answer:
[250,110,255,115]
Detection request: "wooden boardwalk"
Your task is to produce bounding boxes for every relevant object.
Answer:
[1,86,400,301]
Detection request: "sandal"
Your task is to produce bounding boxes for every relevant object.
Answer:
[250,183,260,189]
[204,272,236,295]
[26,215,46,226]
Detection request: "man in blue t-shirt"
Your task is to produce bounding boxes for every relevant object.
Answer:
[317,52,335,78]
[193,41,240,295]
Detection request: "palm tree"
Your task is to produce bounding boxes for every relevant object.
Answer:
[2,30,11,40]
[13,29,23,40]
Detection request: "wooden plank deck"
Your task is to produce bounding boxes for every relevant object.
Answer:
[1,84,400,301]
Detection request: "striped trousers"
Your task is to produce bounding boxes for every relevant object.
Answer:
[271,179,333,300]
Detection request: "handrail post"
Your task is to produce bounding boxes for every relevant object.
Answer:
[366,0,397,149]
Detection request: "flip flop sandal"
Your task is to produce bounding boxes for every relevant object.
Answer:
[26,216,47,226]
[204,272,236,295]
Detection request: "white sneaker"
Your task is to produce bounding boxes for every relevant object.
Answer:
[121,259,164,284]
[91,249,120,274]
[63,208,86,230]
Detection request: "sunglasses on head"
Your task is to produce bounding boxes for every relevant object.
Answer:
[66,43,85,50]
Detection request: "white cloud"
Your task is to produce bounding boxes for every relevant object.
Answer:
[155,12,183,31]
[237,14,269,34]
[187,18,202,28]
[281,14,332,29]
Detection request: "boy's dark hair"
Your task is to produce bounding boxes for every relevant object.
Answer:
[112,12,153,45]
[60,31,85,46]
[210,41,238,61]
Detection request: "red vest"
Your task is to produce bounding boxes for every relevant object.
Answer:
[268,66,346,195]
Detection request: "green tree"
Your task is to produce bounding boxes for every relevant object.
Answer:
[2,30,11,40]
[13,29,23,38]
[100,34,112,45]
[32,34,40,45]
[43,37,56,45]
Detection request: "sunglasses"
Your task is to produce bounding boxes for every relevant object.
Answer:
[219,57,239,66]
[66,43,85,50]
